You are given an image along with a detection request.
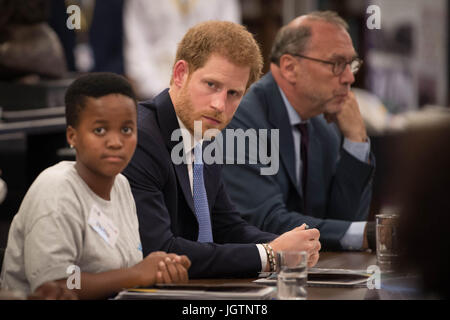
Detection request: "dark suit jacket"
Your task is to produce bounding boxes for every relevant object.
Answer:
[222,72,375,250]
[123,89,277,278]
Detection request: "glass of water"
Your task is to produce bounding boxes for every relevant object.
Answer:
[276,251,308,300]
[376,212,400,271]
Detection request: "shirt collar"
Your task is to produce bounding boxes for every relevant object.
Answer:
[277,86,307,126]
[176,116,203,159]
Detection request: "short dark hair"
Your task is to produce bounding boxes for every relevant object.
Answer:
[65,72,137,127]
[270,11,349,66]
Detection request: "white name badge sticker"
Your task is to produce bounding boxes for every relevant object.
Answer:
[88,204,119,247]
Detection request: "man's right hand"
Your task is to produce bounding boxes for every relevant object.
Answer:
[269,224,321,267]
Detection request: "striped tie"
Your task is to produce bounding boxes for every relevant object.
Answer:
[297,123,309,207]
[193,143,213,242]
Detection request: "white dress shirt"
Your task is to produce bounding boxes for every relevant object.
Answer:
[176,116,269,270]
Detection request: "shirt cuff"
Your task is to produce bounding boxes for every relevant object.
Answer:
[343,138,370,163]
[340,221,367,250]
[256,244,268,272]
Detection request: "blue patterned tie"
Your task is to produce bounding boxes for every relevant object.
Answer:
[193,143,213,242]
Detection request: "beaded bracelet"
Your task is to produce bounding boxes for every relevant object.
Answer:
[262,243,277,272]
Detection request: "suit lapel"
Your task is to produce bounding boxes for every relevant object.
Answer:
[174,164,195,213]
[155,90,195,213]
[264,73,302,197]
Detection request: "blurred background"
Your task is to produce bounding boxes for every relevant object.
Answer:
[0,0,449,280]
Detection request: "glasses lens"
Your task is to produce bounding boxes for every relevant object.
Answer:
[334,59,362,75]
[334,61,347,76]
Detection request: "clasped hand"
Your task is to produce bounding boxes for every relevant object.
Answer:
[269,224,321,268]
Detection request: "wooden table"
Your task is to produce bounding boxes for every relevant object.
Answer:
[189,251,377,300]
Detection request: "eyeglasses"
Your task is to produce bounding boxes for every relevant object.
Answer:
[289,53,363,76]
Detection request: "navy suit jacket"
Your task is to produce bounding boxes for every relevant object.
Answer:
[123,89,277,278]
[222,72,375,250]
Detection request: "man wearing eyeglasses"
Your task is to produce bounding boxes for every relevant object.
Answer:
[222,11,376,251]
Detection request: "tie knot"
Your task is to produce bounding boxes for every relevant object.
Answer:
[194,143,203,165]
[296,123,308,136]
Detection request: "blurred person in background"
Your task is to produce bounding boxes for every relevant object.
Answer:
[123,0,241,100]
[48,0,125,75]
[0,0,67,81]
[390,120,450,299]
